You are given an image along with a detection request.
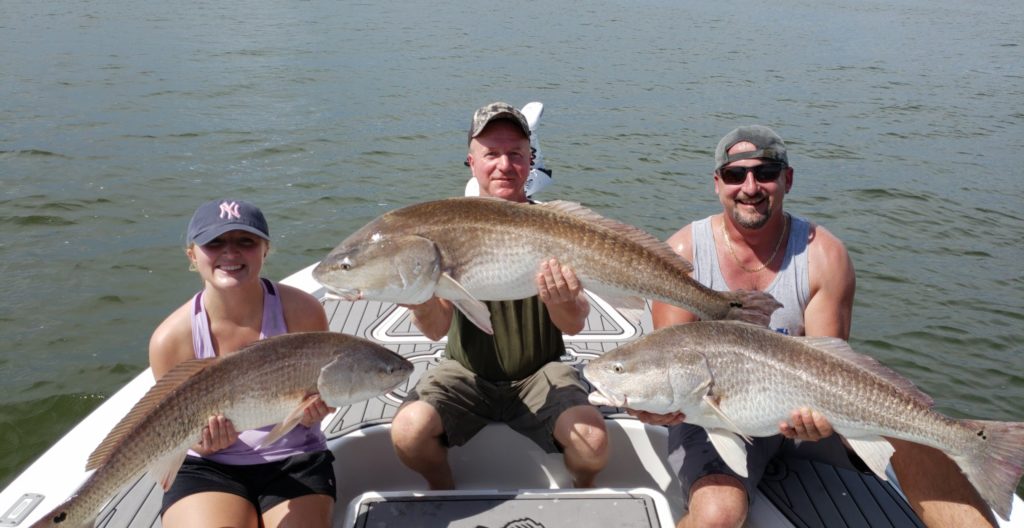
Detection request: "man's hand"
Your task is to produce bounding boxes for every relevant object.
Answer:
[536,258,589,335]
[779,407,834,441]
[399,296,454,341]
[536,258,581,305]
[626,409,687,426]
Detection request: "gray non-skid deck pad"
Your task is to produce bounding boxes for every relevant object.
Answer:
[758,456,925,528]
[348,491,666,528]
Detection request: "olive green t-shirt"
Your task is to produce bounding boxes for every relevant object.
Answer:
[444,296,566,382]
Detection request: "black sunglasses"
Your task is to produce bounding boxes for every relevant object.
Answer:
[717,163,786,185]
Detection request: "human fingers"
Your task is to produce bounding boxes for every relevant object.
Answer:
[211,415,240,450]
[554,260,581,296]
[209,416,227,449]
[398,296,439,310]
[662,412,687,426]
[779,409,804,439]
[199,422,214,451]
[197,416,220,452]
[794,408,822,440]
[781,408,829,441]
[536,260,562,302]
[810,409,833,438]
[538,258,575,303]
[302,398,331,425]
[626,408,687,426]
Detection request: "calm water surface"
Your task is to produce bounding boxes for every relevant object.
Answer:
[2,0,1022,493]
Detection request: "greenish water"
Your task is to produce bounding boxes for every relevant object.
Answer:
[2,0,1022,497]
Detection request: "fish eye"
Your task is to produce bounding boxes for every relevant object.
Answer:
[613,362,624,374]
[340,257,353,271]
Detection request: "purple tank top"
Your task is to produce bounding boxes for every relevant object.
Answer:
[188,278,327,464]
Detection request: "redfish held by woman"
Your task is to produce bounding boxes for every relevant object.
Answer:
[30,332,413,528]
[313,197,781,334]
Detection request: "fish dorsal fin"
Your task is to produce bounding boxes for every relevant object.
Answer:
[86,359,216,470]
[538,200,693,275]
[794,337,934,407]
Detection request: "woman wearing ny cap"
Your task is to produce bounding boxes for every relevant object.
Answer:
[148,199,335,528]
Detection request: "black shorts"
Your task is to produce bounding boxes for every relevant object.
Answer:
[160,450,337,515]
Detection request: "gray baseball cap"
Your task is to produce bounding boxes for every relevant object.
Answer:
[468,102,531,144]
[714,125,788,170]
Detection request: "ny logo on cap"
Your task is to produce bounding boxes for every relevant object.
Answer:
[219,201,241,220]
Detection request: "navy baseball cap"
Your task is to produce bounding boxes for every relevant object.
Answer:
[714,125,789,170]
[187,199,269,246]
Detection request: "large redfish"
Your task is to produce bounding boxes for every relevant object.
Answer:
[31,332,413,528]
[584,321,1024,521]
[313,197,780,334]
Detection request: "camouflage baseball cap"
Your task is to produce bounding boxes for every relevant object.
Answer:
[468,102,531,144]
[714,125,789,170]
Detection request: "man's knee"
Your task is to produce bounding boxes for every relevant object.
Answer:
[684,474,748,528]
[391,401,444,452]
[555,405,608,460]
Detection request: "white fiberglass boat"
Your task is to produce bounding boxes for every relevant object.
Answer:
[3,262,1022,528]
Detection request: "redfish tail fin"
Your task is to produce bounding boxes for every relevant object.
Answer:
[721,290,782,327]
[953,419,1024,521]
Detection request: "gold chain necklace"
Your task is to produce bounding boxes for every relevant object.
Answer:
[721,214,789,274]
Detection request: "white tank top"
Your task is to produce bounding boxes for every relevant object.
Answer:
[690,215,811,336]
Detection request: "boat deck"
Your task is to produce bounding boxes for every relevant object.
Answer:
[71,291,928,528]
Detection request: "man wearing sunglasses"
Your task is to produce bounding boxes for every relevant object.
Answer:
[632,125,992,527]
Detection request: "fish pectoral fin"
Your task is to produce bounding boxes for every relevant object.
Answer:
[258,394,321,448]
[845,436,895,480]
[689,376,713,397]
[148,450,188,492]
[702,394,753,444]
[706,428,750,478]
[436,273,493,334]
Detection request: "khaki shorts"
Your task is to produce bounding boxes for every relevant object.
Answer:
[404,359,591,453]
